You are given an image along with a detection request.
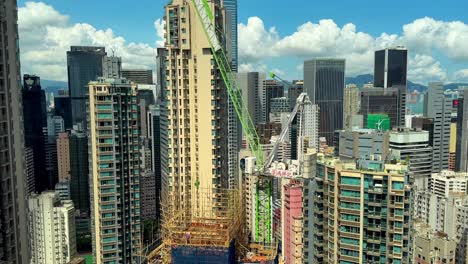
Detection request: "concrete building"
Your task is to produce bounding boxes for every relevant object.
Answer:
[55,181,71,200]
[304,58,345,145]
[162,0,231,217]
[270,97,290,114]
[148,105,162,223]
[67,46,106,128]
[57,132,71,182]
[283,181,303,264]
[312,155,413,263]
[413,222,457,264]
[288,80,303,111]
[390,129,433,189]
[335,128,390,161]
[28,192,76,264]
[413,171,468,264]
[423,82,452,172]
[102,56,122,79]
[121,69,153,84]
[47,115,65,137]
[456,88,468,172]
[374,47,408,89]
[0,1,30,261]
[343,84,360,129]
[88,78,142,263]
[237,72,266,126]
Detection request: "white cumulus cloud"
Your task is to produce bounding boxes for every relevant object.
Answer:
[19,1,163,81]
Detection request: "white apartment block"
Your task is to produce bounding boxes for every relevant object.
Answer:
[28,192,76,264]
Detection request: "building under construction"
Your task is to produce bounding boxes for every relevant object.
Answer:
[158,188,246,263]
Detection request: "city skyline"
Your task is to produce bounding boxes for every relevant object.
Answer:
[17,0,468,83]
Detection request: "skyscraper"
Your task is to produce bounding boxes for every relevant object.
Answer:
[162,0,229,216]
[456,88,468,172]
[121,69,153,84]
[88,78,141,263]
[148,105,162,222]
[360,86,406,129]
[343,84,360,129]
[304,59,345,145]
[67,46,106,128]
[69,129,89,213]
[423,82,452,172]
[23,74,49,192]
[374,47,408,88]
[0,0,29,262]
[264,79,284,123]
[237,72,266,126]
[57,132,71,182]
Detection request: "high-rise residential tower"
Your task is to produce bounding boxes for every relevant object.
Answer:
[88,78,141,263]
[0,1,29,262]
[304,58,345,145]
[374,47,408,89]
[28,192,77,264]
[102,56,122,79]
[23,74,49,192]
[423,82,452,172]
[67,46,106,128]
[162,0,230,216]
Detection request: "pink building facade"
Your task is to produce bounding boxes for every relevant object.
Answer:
[283,181,303,264]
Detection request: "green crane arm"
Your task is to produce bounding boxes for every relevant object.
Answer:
[191,0,264,168]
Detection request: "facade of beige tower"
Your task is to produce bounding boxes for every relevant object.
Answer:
[161,0,230,219]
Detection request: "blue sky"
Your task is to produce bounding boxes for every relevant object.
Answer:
[17,0,468,84]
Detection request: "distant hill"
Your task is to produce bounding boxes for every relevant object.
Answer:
[345,74,468,92]
[41,80,68,95]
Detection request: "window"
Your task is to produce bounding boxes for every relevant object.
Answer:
[340,190,360,198]
[392,181,404,190]
[341,176,361,186]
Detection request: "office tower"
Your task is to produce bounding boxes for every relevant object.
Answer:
[304,58,345,145]
[413,171,468,264]
[423,82,451,172]
[343,84,360,129]
[121,69,153,84]
[138,88,156,140]
[360,86,406,129]
[102,56,122,79]
[23,74,48,192]
[304,102,320,150]
[69,129,90,213]
[288,80,303,111]
[141,171,157,219]
[28,192,76,264]
[335,128,390,161]
[25,147,36,194]
[55,181,71,200]
[270,97,289,114]
[45,135,59,189]
[312,155,413,263]
[47,114,65,137]
[237,72,266,125]
[54,89,73,129]
[282,181,303,264]
[374,47,408,88]
[162,0,230,215]
[57,132,71,182]
[456,88,468,172]
[88,78,141,263]
[223,0,237,71]
[0,3,30,261]
[264,80,284,123]
[67,46,106,127]
[390,128,433,189]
